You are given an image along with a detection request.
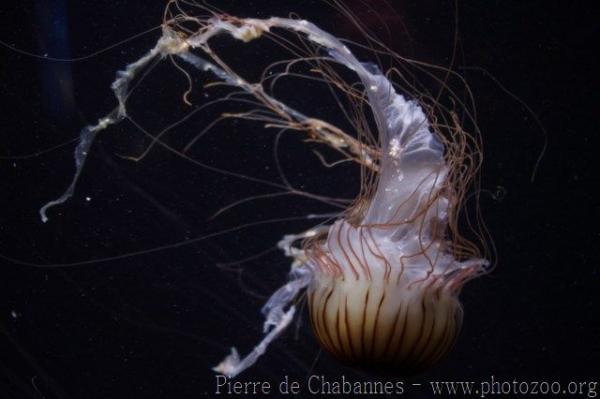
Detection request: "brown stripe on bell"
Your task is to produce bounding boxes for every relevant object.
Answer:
[307,271,465,374]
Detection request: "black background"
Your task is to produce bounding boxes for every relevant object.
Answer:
[0,1,597,398]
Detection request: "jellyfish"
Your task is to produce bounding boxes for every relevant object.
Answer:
[38,3,490,379]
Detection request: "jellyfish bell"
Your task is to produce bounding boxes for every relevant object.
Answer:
[308,238,470,374]
[37,2,490,379]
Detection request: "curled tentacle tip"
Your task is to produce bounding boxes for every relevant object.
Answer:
[212,347,241,378]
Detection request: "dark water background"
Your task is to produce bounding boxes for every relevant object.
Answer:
[0,1,597,398]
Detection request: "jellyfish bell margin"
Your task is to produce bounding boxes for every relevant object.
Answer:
[38,10,490,379]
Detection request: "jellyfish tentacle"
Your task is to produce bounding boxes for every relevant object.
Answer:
[38,30,193,222]
[213,263,312,378]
